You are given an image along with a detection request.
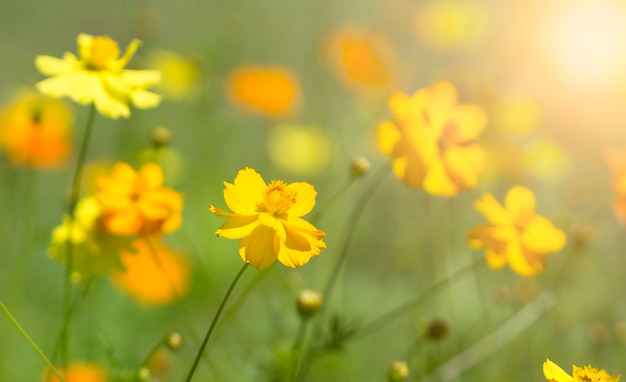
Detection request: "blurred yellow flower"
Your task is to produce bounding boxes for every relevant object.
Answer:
[227,65,300,118]
[0,92,72,168]
[45,362,107,382]
[377,81,488,196]
[35,33,161,119]
[147,50,199,100]
[468,186,567,276]
[543,359,620,382]
[96,162,183,236]
[209,167,326,269]
[414,0,487,51]
[606,149,626,226]
[112,237,189,306]
[267,124,331,176]
[323,26,395,92]
[48,197,131,280]
[491,99,542,136]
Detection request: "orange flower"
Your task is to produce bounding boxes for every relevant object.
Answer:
[323,26,395,91]
[377,81,488,196]
[44,362,107,382]
[227,65,300,118]
[112,237,189,306]
[0,92,72,168]
[96,162,183,236]
[607,149,626,225]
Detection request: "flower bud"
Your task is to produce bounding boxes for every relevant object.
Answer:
[424,318,449,341]
[151,125,172,147]
[350,156,370,179]
[296,289,323,320]
[165,331,183,351]
[137,367,151,381]
[387,361,409,382]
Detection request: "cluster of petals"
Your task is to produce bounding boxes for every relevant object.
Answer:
[468,186,567,276]
[0,92,72,168]
[35,33,161,119]
[96,162,183,237]
[544,359,620,382]
[45,362,107,382]
[377,81,488,196]
[209,167,326,269]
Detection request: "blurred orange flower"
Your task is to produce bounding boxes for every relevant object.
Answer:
[606,149,626,226]
[96,162,183,236]
[227,65,300,118]
[209,167,326,269]
[323,26,395,92]
[0,92,72,168]
[468,186,567,276]
[377,81,488,196]
[45,362,107,382]
[112,237,189,306]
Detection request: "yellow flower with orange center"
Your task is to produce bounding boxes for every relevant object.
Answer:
[323,26,395,91]
[0,92,72,168]
[544,359,620,382]
[35,33,161,119]
[112,237,189,306]
[44,362,107,382]
[227,65,301,118]
[209,167,326,269]
[468,186,567,276]
[96,162,183,236]
[377,81,488,196]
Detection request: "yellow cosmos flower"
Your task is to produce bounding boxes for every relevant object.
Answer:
[44,362,107,382]
[267,124,331,176]
[227,65,301,118]
[112,237,189,306]
[377,81,488,196]
[468,186,567,276]
[96,162,183,236]
[147,50,200,100]
[543,359,620,382]
[35,33,161,119]
[208,167,326,269]
[0,92,72,168]
[48,197,131,280]
[323,26,395,92]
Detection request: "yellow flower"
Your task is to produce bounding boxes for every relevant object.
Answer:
[147,50,200,100]
[468,186,567,276]
[44,362,107,382]
[35,33,161,119]
[0,92,72,168]
[267,124,331,176]
[96,162,183,236]
[208,167,326,269]
[112,237,189,306]
[543,359,620,382]
[227,65,301,118]
[48,197,132,280]
[323,26,395,92]
[377,81,488,196]
[606,149,626,226]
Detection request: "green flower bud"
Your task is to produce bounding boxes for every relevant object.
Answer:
[387,361,409,382]
[296,289,323,320]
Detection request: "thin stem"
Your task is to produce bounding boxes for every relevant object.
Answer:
[1,300,65,382]
[289,320,309,382]
[310,178,352,225]
[184,263,249,382]
[58,104,97,367]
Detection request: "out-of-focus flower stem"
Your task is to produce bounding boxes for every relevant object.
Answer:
[184,262,249,382]
[0,300,66,382]
[58,105,97,367]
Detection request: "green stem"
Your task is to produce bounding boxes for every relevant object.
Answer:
[310,178,352,225]
[0,300,65,382]
[289,320,309,382]
[58,104,97,367]
[184,263,249,382]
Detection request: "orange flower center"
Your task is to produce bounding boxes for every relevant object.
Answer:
[262,181,296,216]
[88,36,120,69]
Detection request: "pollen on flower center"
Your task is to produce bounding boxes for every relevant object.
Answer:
[262,180,296,216]
[88,36,120,69]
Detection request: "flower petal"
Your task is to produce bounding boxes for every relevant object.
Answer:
[543,359,574,382]
[215,215,260,239]
[473,193,512,226]
[442,143,487,190]
[522,216,567,254]
[423,158,458,196]
[224,167,267,214]
[377,120,401,155]
[35,54,78,75]
[505,186,536,226]
[239,225,279,269]
[506,238,543,276]
[448,104,488,143]
[129,89,162,109]
[286,182,317,217]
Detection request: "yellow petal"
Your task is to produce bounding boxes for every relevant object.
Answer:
[442,143,487,190]
[91,77,131,119]
[238,225,279,269]
[473,193,512,226]
[426,81,458,134]
[423,158,458,196]
[522,216,567,253]
[215,215,260,239]
[120,69,161,87]
[35,54,78,75]
[388,92,412,122]
[114,38,142,70]
[448,104,488,143]
[77,33,94,61]
[505,186,536,225]
[543,359,574,382]
[377,120,401,155]
[505,238,543,276]
[286,182,317,217]
[224,167,267,215]
[138,163,164,188]
[208,205,234,216]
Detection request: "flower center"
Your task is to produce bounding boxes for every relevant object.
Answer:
[262,180,296,216]
[88,36,120,70]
